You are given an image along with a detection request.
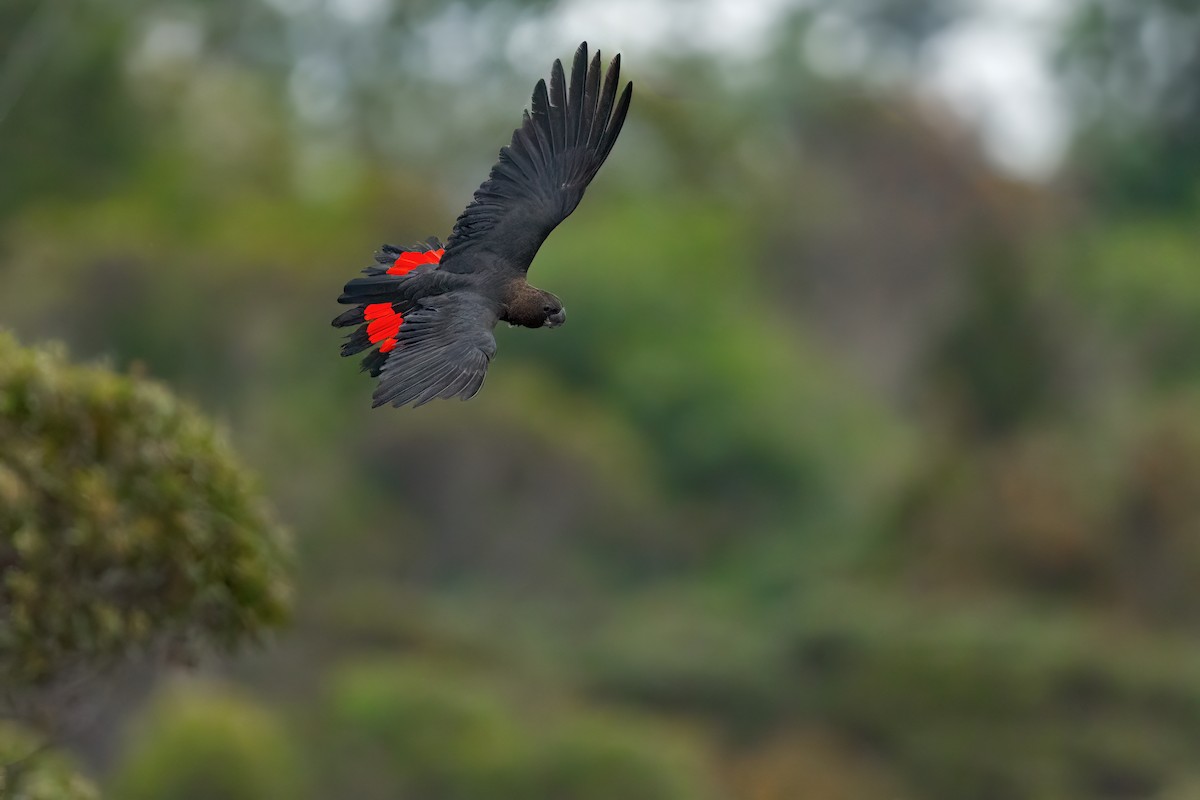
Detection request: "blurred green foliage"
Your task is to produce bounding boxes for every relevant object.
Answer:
[107,683,303,800]
[322,661,530,799]
[0,724,98,800]
[1060,0,1200,210]
[2,0,1199,797]
[319,660,710,800]
[0,333,290,686]
[0,1,143,220]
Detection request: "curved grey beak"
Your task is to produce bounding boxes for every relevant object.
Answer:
[546,308,566,328]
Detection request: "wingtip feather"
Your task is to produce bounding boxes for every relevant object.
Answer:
[567,42,588,148]
[548,58,568,152]
[597,80,633,166]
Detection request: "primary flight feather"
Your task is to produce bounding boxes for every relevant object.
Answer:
[333,42,633,408]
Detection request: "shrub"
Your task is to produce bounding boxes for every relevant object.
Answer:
[107,682,303,800]
[0,332,290,687]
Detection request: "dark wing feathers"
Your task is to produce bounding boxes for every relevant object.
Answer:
[582,50,602,147]
[336,270,442,306]
[337,255,464,308]
[332,239,459,374]
[371,296,497,408]
[440,41,632,272]
[333,44,631,408]
[331,238,446,314]
[364,237,443,276]
[592,55,630,164]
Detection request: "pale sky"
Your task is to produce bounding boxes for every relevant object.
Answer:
[918,0,1077,178]
[322,0,1079,180]
[516,0,1078,180]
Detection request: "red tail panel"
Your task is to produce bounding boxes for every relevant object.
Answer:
[365,302,404,343]
[387,248,445,275]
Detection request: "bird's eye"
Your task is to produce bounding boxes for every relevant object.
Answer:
[543,304,556,314]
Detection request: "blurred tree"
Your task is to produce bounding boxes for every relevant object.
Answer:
[1060,0,1200,210]
[1061,217,1200,389]
[0,332,290,686]
[0,1,144,223]
[0,332,290,788]
[806,0,960,62]
[0,0,565,230]
[923,247,1061,438]
[890,396,1200,624]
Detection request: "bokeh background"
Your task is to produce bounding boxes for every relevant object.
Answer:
[3,0,1200,797]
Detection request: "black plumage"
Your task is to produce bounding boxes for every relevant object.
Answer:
[441,45,633,270]
[333,42,633,408]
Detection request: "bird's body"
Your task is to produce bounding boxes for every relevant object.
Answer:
[333,42,632,407]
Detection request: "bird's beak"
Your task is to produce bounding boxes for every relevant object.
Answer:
[546,308,566,328]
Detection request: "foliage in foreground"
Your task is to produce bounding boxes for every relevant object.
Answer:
[0,723,98,800]
[0,332,291,687]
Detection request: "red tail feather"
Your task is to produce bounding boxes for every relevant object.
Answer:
[387,248,444,276]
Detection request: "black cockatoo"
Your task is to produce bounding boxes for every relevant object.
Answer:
[333,42,632,407]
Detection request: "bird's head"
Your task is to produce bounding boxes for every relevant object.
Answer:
[540,293,566,328]
[504,285,566,329]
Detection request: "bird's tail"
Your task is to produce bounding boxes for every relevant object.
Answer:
[332,238,444,375]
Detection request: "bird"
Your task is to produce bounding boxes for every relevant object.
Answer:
[332,42,633,408]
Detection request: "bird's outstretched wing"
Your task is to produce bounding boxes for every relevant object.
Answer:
[440,42,633,274]
[370,294,498,408]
